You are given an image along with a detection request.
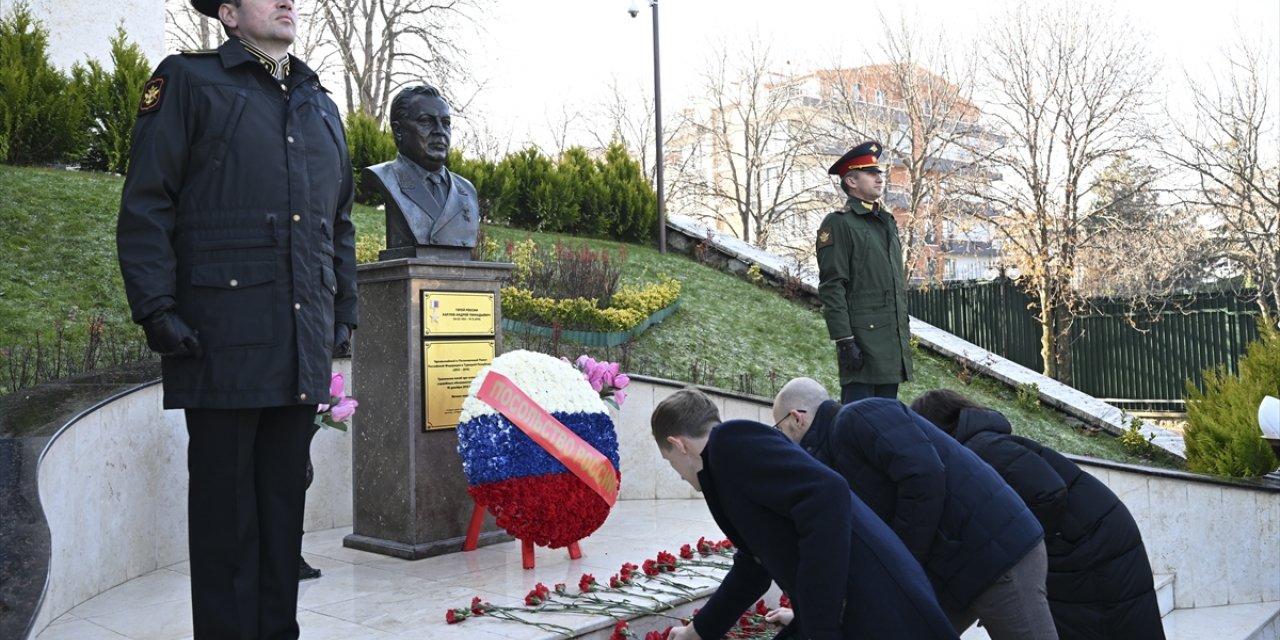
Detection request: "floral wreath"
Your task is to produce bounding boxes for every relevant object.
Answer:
[456,350,621,548]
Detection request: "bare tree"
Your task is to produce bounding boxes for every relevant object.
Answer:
[676,37,827,249]
[974,3,1154,382]
[310,0,485,121]
[1074,155,1214,299]
[591,77,656,179]
[164,0,220,52]
[1165,37,1280,322]
[808,16,987,284]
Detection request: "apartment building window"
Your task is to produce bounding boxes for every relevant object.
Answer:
[875,89,886,106]
[854,82,863,101]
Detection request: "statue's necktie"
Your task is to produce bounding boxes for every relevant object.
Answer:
[427,174,445,207]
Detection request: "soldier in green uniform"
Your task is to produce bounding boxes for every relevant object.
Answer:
[816,141,912,402]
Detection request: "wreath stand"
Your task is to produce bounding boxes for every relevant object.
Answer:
[462,501,582,569]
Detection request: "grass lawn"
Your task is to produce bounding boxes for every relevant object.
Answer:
[0,165,1183,468]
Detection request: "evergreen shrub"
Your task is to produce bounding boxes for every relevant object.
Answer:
[485,144,656,243]
[345,110,396,205]
[72,26,151,174]
[1183,321,1280,477]
[0,3,87,164]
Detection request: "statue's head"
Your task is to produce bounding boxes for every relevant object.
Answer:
[390,85,451,172]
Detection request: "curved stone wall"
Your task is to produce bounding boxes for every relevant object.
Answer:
[20,370,1279,638]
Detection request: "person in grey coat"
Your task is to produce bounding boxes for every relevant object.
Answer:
[773,378,1058,640]
[116,0,356,634]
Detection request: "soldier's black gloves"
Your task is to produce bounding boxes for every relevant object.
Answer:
[333,322,353,358]
[836,337,864,372]
[142,309,203,358]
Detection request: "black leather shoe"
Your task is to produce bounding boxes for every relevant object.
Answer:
[299,556,322,581]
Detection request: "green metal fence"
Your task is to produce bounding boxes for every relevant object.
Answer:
[908,281,1261,411]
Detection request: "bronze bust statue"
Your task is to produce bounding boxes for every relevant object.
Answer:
[364,85,479,260]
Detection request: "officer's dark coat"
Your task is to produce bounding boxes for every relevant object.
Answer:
[800,398,1044,612]
[816,197,912,385]
[692,420,958,640]
[364,155,479,250]
[950,408,1166,640]
[117,38,357,409]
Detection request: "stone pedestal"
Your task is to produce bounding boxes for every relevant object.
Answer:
[344,257,514,559]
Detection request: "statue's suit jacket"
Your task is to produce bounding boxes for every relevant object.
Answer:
[364,156,479,249]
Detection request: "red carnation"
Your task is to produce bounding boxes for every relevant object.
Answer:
[696,536,715,555]
[755,599,769,616]
[656,550,678,571]
[610,620,632,640]
[579,573,598,592]
[679,543,694,559]
[642,558,660,576]
[779,593,791,608]
[445,609,461,624]
[524,588,544,606]
[470,596,486,615]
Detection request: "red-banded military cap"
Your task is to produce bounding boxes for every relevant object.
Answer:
[191,0,221,18]
[827,141,885,176]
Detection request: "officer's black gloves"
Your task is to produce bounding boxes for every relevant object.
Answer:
[142,309,203,358]
[836,336,864,372]
[333,322,353,358]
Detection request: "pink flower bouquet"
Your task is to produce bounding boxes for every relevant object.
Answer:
[315,372,358,431]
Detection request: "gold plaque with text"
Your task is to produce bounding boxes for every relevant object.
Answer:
[423,340,495,430]
[421,291,495,337]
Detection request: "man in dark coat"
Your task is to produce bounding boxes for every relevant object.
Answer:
[772,378,1058,640]
[650,388,958,640]
[363,84,480,261]
[911,389,1167,640]
[116,0,357,635]
[816,141,912,402]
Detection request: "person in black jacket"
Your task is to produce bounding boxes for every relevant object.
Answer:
[910,389,1167,640]
[772,378,1057,640]
[116,0,357,636]
[650,388,958,640]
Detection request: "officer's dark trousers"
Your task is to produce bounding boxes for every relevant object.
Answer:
[841,382,899,403]
[185,405,315,640]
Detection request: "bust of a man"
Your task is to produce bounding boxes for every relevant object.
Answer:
[363,84,479,260]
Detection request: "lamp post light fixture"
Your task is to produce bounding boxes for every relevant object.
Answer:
[629,0,666,253]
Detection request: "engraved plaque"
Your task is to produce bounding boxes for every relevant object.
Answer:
[423,340,495,430]
[421,291,495,337]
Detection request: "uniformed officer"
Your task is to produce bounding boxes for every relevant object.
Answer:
[816,141,912,402]
[115,0,357,635]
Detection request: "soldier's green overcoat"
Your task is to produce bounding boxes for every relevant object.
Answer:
[816,197,913,386]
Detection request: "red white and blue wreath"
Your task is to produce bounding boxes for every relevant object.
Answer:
[456,350,622,548]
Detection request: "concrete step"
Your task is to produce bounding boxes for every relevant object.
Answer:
[1156,573,1175,617]
[1164,601,1280,640]
[961,599,1280,640]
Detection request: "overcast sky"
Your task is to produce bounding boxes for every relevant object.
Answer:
[446,0,1278,154]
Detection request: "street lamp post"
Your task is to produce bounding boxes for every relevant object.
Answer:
[629,0,666,253]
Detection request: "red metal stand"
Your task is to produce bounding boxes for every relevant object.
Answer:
[462,500,584,569]
[462,502,485,552]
